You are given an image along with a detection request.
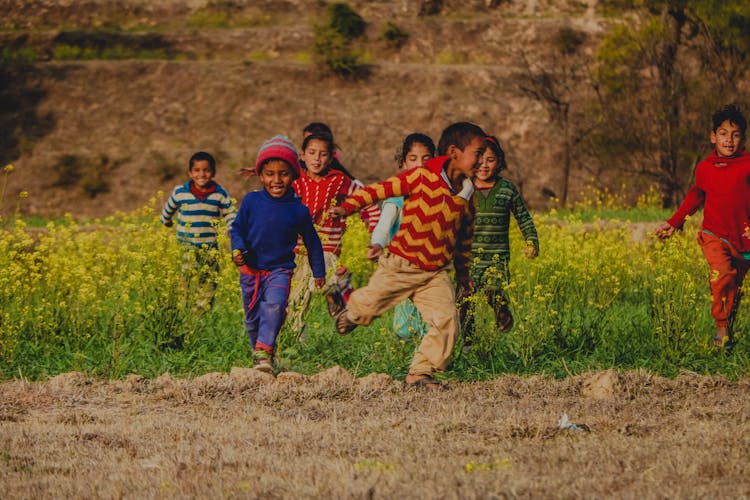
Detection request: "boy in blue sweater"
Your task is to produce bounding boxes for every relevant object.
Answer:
[230,136,326,372]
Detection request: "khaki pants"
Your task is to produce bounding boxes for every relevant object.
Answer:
[347,253,458,376]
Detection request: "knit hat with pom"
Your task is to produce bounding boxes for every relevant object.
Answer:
[255,135,301,178]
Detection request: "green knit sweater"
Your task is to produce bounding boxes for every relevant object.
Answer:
[471,177,538,277]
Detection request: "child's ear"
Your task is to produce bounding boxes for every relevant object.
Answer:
[447,144,458,158]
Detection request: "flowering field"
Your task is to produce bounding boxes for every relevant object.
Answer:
[1,191,749,382]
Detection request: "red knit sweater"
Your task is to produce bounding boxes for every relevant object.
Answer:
[341,156,474,280]
[293,169,354,255]
[668,150,750,252]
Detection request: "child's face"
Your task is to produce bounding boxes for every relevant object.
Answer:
[189,160,214,189]
[300,138,332,178]
[449,136,485,178]
[476,148,499,182]
[402,143,433,169]
[260,160,293,198]
[711,119,745,157]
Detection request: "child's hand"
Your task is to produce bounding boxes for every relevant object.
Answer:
[238,166,256,179]
[367,243,383,261]
[328,206,346,219]
[162,220,173,227]
[524,245,539,259]
[457,278,474,298]
[655,222,675,239]
[232,249,245,267]
[314,277,326,289]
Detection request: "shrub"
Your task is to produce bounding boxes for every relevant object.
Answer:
[313,3,370,78]
[329,2,366,41]
[53,154,83,187]
[381,22,409,50]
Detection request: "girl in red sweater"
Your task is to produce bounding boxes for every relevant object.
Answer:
[286,131,356,333]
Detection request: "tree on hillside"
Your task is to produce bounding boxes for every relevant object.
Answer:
[519,26,598,206]
[588,0,750,207]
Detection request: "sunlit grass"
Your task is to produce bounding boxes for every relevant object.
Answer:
[0,184,746,381]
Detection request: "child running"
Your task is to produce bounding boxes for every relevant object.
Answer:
[460,135,539,344]
[656,104,750,351]
[301,122,381,303]
[329,122,485,390]
[368,133,436,340]
[229,136,325,372]
[160,151,236,312]
[286,130,355,332]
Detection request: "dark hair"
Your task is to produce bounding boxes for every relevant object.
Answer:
[303,122,333,137]
[300,126,356,180]
[397,133,436,167]
[189,151,216,175]
[712,104,747,136]
[485,135,508,172]
[437,122,486,156]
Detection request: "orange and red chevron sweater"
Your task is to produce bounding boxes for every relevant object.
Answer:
[341,156,475,280]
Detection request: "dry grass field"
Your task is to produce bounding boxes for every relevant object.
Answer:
[2,367,750,498]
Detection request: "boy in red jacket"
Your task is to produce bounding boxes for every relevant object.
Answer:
[656,104,750,350]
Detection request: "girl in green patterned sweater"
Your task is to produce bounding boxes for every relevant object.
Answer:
[460,135,539,340]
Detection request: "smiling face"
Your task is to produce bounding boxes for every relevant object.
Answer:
[446,135,485,182]
[402,142,433,170]
[475,148,499,182]
[300,138,332,179]
[260,159,293,198]
[188,159,214,190]
[711,119,745,158]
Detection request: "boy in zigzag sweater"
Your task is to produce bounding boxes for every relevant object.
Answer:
[329,122,486,390]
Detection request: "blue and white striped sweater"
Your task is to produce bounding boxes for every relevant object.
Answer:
[160,180,236,247]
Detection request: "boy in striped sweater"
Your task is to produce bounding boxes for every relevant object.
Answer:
[329,122,486,390]
[161,151,236,311]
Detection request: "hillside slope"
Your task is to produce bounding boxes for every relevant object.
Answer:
[0,0,608,217]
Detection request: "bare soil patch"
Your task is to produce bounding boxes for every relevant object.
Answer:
[2,368,749,498]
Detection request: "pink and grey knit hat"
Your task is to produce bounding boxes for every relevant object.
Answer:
[255,135,301,178]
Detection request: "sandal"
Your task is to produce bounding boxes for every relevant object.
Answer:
[335,309,357,335]
[326,289,346,317]
[405,374,445,391]
[496,307,514,333]
[714,326,730,350]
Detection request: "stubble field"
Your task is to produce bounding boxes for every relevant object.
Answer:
[2,368,750,498]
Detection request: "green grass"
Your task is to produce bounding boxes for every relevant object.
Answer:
[0,204,746,382]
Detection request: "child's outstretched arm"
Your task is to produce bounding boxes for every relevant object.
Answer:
[655,184,706,239]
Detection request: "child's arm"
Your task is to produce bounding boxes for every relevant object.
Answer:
[509,184,539,258]
[160,188,180,227]
[368,200,400,261]
[333,170,413,218]
[454,202,475,292]
[655,184,705,239]
[220,190,237,228]
[300,212,326,288]
[228,195,250,266]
